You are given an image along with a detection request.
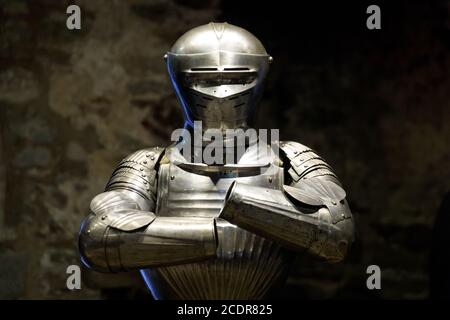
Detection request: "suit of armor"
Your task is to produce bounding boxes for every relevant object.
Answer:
[78,23,354,299]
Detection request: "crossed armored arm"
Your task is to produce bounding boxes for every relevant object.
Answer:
[78,148,217,272]
[219,141,354,263]
[78,142,354,272]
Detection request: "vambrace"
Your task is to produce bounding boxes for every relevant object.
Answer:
[219,179,354,263]
[79,208,217,272]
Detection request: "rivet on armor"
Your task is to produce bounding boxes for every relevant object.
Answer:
[143,161,147,164]
[101,215,107,220]
[268,177,273,183]
[294,151,298,154]
[140,168,144,171]
[146,153,150,157]
[331,201,337,205]
[151,156,155,160]
[87,229,91,234]
[171,175,175,180]
[341,213,345,218]
[144,181,147,185]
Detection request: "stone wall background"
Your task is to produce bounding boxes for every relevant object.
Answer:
[0,0,449,299]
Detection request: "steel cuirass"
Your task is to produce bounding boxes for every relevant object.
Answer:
[140,144,291,299]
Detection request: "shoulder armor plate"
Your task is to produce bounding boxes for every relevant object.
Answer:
[279,141,339,184]
[106,147,165,202]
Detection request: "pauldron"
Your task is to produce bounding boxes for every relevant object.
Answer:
[105,147,165,202]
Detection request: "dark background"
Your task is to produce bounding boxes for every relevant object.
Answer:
[0,0,449,299]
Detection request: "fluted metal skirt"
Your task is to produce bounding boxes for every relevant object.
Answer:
[141,219,291,299]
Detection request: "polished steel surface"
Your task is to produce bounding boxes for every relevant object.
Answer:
[166,22,271,131]
[170,22,268,55]
[141,145,289,299]
[279,141,341,185]
[155,145,281,218]
[150,219,291,299]
[78,22,354,300]
[78,148,217,273]
[219,179,354,263]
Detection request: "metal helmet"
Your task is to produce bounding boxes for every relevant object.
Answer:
[165,22,272,131]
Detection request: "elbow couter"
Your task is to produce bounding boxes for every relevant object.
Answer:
[78,215,112,273]
[321,216,354,263]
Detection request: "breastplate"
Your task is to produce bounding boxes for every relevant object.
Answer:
[141,147,292,299]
